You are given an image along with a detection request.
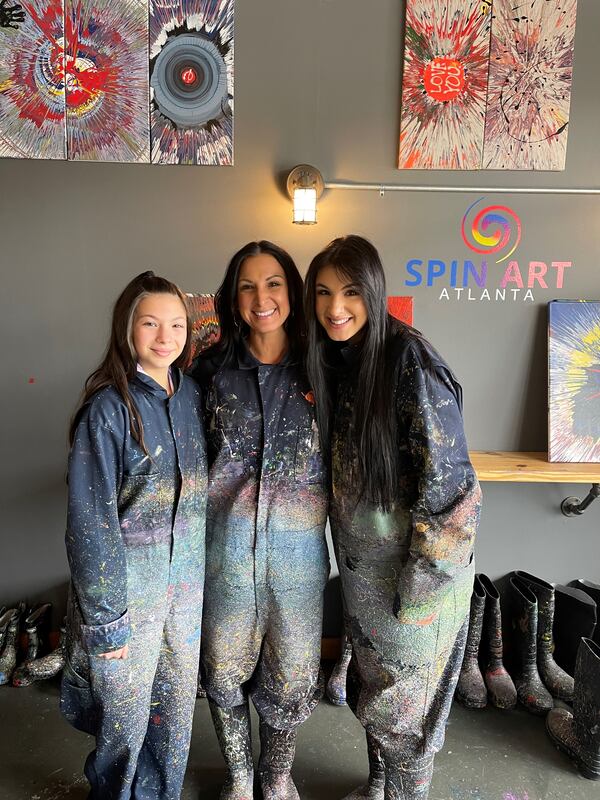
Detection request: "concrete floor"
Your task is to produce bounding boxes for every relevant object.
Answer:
[0,677,598,800]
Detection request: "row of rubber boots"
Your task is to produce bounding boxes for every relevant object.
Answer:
[0,602,66,687]
[209,699,300,800]
[456,572,600,781]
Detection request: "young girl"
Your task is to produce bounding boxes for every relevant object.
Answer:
[60,272,207,800]
[305,236,481,800]
[190,241,328,800]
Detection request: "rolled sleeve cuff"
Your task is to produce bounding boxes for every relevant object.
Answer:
[81,610,130,655]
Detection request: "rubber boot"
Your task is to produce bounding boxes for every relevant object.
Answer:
[342,732,385,800]
[455,576,487,708]
[23,603,52,662]
[546,638,600,780]
[478,574,517,709]
[507,576,553,714]
[326,635,352,706]
[380,750,434,800]
[0,603,25,685]
[13,620,66,687]
[258,721,299,800]
[553,585,597,677]
[569,579,600,646]
[511,571,574,702]
[209,700,254,800]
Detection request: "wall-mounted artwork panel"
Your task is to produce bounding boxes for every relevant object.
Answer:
[0,0,234,165]
[65,0,150,163]
[548,301,600,463]
[398,0,578,171]
[0,0,66,159]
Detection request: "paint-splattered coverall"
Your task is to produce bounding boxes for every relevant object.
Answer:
[191,343,329,729]
[330,324,481,772]
[60,370,207,800]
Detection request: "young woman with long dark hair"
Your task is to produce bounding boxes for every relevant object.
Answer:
[61,272,207,799]
[190,241,329,800]
[305,235,481,800]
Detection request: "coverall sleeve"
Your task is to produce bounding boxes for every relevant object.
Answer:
[66,408,130,655]
[393,347,481,625]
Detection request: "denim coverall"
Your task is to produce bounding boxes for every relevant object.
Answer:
[330,322,481,788]
[192,343,329,730]
[60,370,207,800]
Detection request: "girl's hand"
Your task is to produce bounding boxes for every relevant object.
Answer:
[97,644,129,660]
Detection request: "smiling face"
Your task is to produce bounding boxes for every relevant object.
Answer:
[132,293,187,382]
[236,253,291,336]
[315,264,368,341]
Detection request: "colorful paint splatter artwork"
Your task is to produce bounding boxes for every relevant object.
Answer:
[187,293,220,360]
[399,0,493,170]
[0,0,66,159]
[398,0,578,171]
[483,0,577,170]
[0,0,233,164]
[548,301,600,463]
[150,0,233,166]
[65,0,149,162]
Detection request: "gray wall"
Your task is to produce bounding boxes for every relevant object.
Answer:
[1,0,599,625]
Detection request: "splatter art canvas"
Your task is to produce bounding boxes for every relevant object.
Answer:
[187,293,220,360]
[483,0,577,170]
[399,0,492,170]
[398,0,578,171]
[150,0,233,166]
[0,0,233,164]
[548,301,600,463]
[65,0,149,163]
[0,0,66,159]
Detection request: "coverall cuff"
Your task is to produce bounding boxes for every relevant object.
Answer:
[81,610,130,655]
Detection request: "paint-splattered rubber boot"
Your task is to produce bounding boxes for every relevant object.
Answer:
[381,751,434,800]
[508,576,553,715]
[327,636,352,706]
[511,571,574,702]
[553,585,597,677]
[546,638,600,780]
[342,733,385,800]
[209,700,254,800]
[12,619,66,687]
[569,579,600,646]
[455,576,487,708]
[0,602,25,685]
[478,574,517,709]
[258,722,300,800]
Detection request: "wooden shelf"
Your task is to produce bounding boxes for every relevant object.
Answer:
[469,451,600,483]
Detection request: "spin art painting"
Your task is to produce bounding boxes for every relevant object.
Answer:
[0,0,233,164]
[398,0,578,171]
[548,301,600,463]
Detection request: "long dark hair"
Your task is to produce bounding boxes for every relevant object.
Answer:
[206,240,306,366]
[305,235,400,511]
[69,271,192,454]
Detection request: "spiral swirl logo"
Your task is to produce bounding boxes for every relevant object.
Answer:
[461,198,522,264]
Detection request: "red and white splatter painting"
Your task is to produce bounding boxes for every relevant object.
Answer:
[398,0,578,171]
[398,0,493,170]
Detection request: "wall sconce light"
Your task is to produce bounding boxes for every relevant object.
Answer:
[286,164,324,224]
[284,166,598,225]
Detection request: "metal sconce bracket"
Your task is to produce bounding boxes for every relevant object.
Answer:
[286,165,325,198]
[561,484,600,517]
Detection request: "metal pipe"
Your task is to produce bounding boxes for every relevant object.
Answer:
[561,484,600,517]
[323,182,600,195]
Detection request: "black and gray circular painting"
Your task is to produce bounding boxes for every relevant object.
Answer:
[151,33,228,127]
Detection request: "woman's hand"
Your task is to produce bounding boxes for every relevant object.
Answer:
[97,644,129,660]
